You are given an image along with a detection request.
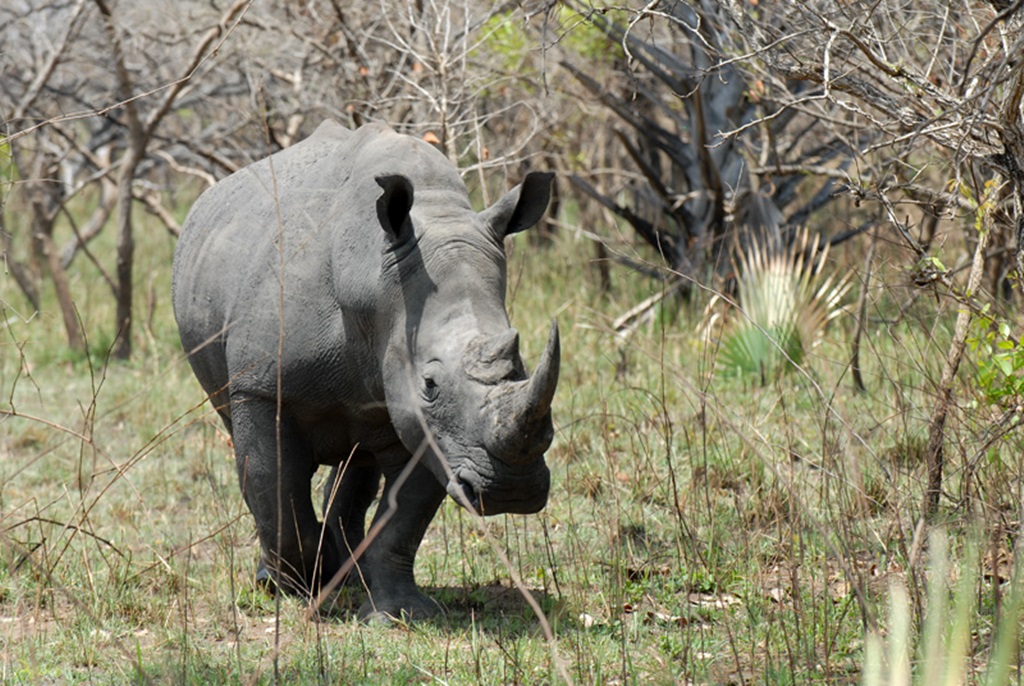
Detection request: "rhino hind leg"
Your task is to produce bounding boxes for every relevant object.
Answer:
[230,395,342,597]
[322,459,381,583]
[358,460,447,623]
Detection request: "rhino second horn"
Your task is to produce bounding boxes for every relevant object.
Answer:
[485,328,520,366]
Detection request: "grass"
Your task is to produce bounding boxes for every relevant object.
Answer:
[2,203,1023,683]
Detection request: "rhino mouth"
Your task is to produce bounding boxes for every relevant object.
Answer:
[444,460,549,516]
[446,477,482,513]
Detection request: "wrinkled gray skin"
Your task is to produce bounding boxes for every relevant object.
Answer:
[171,120,558,621]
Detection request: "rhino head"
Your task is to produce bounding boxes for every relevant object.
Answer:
[375,171,558,516]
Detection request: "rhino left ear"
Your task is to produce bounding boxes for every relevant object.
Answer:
[376,174,415,240]
[482,171,554,239]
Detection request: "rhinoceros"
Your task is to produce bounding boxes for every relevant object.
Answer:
[171,120,558,621]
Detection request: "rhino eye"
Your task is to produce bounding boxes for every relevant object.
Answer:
[422,376,439,403]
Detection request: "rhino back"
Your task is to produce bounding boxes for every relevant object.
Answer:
[172,121,469,429]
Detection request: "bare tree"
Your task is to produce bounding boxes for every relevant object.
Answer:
[2,0,565,360]
[709,0,1024,516]
[89,0,252,359]
[567,0,1024,515]
[2,0,253,355]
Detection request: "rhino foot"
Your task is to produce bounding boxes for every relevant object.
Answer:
[357,590,441,625]
[255,562,277,595]
[254,558,358,598]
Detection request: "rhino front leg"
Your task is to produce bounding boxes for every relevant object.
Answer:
[230,395,341,596]
[322,458,381,582]
[359,459,446,622]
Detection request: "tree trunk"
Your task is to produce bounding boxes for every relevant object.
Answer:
[28,186,85,353]
[39,230,85,353]
[94,0,147,360]
[111,158,137,360]
[923,219,990,516]
[850,227,877,393]
[0,217,41,312]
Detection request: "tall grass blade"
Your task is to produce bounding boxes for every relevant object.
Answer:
[944,534,979,686]
[983,534,1024,686]
[919,530,948,686]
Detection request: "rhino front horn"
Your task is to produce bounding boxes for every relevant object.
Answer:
[485,321,560,464]
[523,320,560,420]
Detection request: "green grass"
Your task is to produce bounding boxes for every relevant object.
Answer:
[2,206,1023,683]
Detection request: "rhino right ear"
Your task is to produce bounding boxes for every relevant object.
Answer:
[376,174,415,240]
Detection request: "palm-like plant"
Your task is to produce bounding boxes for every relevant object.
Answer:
[707,228,850,384]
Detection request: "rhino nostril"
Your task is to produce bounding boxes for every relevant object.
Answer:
[445,476,481,514]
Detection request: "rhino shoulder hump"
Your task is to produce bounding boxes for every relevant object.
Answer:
[309,119,353,144]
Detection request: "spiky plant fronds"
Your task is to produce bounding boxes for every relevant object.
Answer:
[708,228,850,383]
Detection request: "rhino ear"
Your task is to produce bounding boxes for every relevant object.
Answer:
[482,171,554,239]
[376,174,415,240]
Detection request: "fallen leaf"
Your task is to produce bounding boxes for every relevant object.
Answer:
[688,592,741,609]
[646,610,694,627]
